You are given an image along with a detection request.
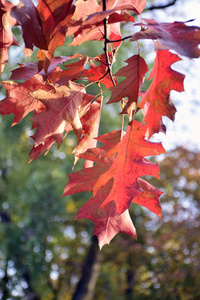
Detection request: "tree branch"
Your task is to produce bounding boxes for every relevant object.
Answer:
[103,0,115,86]
[144,0,177,12]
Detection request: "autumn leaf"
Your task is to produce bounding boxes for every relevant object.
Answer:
[28,136,55,163]
[67,0,110,37]
[73,98,102,168]
[76,184,137,249]
[28,96,100,163]
[64,123,163,246]
[82,1,144,28]
[133,178,162,217]
[65,134,131,250]
[38,0,71,43]
[0,74,53,125]
[139,50,185,138]
[0,0,19,74]
[68,0,136,46]
[52,55,89,85]
[107,54,148,117]
[63,130,122,197]
[131,19,200,58]
[116,0,146,15]
[31,82,96,147]
[10,0,48,53]
[93,120,165,214]
[37,0,75,71]
[64,124,164,218]
[83,54,117,88]
[67,0,104,46]
[28,122,74,163]
[10,56,70,81]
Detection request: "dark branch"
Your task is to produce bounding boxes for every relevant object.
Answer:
[144,0,177,12]
[102,0,115,86]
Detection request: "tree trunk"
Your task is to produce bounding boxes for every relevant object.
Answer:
[125,255,135,300]
[72,235,102,300]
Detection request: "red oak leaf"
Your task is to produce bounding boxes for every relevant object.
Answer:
[83,54,117,88]
[67,0,104,46]
[116,0,146,15]
[131,19,200,58]
[28,137,55,163]
[63,130,122,197]
[28,122,73,163]
[64,124,164,213]
[67,0,110,37]
[64,124,163,247]
[10,56,70,81]
[0,0,19,74]
[107,11,135,50]
[83,2,143,28]
[28,92,98,162]
[68,0,135,46]
[133,178,162,217]
[76,184,137,249]
[31,82,95,147]
[10,0,48,52]
[73,98,102,168]
[37,0,75,71]
[0,74,53,125]
[107,55,148,117]
[139,50,185,138]
[93,120,166,214]
[52,55,89,86]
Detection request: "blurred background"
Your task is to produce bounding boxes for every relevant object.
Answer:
[0,0,200,299]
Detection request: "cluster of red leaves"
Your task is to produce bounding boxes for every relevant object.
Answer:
[0,0,200,248]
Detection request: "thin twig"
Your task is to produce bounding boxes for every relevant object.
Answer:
[107,35,132,44]
[144,0,177,11]
[102,0,125,137]
[102,0,115,86]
